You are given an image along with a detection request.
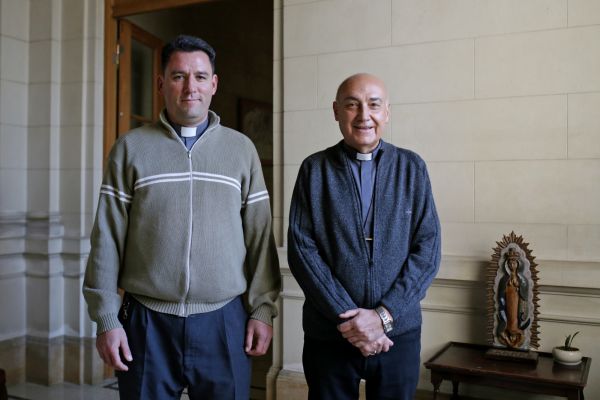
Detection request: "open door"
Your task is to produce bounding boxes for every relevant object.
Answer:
[117,20,163,137]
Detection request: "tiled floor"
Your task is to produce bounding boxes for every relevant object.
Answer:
[6,379,191,400]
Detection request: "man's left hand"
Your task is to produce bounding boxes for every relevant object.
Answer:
[338,308,384,344]
[245,319,273,356]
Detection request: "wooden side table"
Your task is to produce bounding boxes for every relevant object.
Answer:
[424,342,591,400]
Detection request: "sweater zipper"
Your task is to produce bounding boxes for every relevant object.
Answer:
[183,150,193,315]
[343,154,374,305]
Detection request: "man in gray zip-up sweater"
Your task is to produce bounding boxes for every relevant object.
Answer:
[288,73,441,400]
[83,35,280,400]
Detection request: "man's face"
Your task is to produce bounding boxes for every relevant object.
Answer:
[158,50,218,126]
[333,75,390,153]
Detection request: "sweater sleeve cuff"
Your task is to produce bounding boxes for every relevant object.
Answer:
[250,304,276,326]
[96,313,122,335]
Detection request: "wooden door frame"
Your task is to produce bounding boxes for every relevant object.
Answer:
[103,0,217,161]
[117,19,163,136]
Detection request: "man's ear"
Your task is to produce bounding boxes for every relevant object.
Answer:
[385,103,390,123]
[211,74,218,95]
[333,101,339,121]
[157,74,164,95]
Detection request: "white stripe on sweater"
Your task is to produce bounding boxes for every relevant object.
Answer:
[101,185,133,199]
[193,172,241,189]
[247,190,268,199]
[134,171,242,192]
[135,172,189,185]
[100,189,132,203]
[135,177,190,190]
[244,194,270,206]
[192,176,241,192]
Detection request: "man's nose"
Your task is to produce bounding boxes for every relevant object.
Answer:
[357,103,369,119]
[183,77,195,92]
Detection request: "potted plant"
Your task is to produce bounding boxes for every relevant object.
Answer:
[552,331,582,365]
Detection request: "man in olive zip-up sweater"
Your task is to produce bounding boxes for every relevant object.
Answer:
[288,73,441,400]
[83,35,280,400]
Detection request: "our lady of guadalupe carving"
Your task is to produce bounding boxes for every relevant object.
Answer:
[487,232,540,353]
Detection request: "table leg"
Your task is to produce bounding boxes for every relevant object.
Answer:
[451,380,460,399]
[567,389,583,400]
[431,373,443,400]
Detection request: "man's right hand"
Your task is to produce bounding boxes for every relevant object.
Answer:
[96,327,132,371]
[354,334,394,357]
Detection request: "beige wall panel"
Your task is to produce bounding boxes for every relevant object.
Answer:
[281,300,303,369]
[283,56,318,111]
[283,109,340,165]
[475,160,600,224]
[0,36,28,83]
[427,162,474,223]
[435,256,487,282]
[62,38,85,83]
[0,274,26,339]
[60,126,85,169]
[568,92,600,159]
[61,82,84,126]
[284,0,323,5]
[317,40,474,108]
[283,164,300,238]
[27,126,53,170]
[421,310,487,359]
[542,260,600,288]
[423,281,485,314]
[392,96,567,162]
[27,169,52,212]
[61,0,85,40]
[29,0,55,41]
[273,60,282,112]
[569,0,600,26]
[568,225,600,261]
[0,169,27,212]
[283,0,391,57]
[0,80,27,126]
[541,290,600,322]
[281,270,304,369]
[60,170,85,214]
[0,125,27,169]
[0,0,29,40]
[28,83,54,127]
[476,26,600,98]
[441,222,568,259]
[273,112,283,165]
[29,40,54,84]
[392,0,566,45]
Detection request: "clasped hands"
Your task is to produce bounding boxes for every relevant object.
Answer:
[337,308,394,357]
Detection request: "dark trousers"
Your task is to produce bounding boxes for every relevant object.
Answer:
[303,328,421,400]
[117,295,251,400]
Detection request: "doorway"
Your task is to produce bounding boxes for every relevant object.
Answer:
[103,1,274,399]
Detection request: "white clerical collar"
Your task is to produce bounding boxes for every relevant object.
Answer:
[356,152,373,161]
[181,126,196,138]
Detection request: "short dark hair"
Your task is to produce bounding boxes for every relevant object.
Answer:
[161,35,216,74]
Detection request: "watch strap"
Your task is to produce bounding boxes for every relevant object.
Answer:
[376,306,393,334]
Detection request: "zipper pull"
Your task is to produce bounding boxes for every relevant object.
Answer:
[188,151,191,159]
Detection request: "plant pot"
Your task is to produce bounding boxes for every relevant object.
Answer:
[552,346,582,366]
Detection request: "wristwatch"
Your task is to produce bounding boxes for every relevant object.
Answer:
[375,306,393,334]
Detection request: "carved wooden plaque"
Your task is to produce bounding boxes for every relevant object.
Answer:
[487,232,540,351]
